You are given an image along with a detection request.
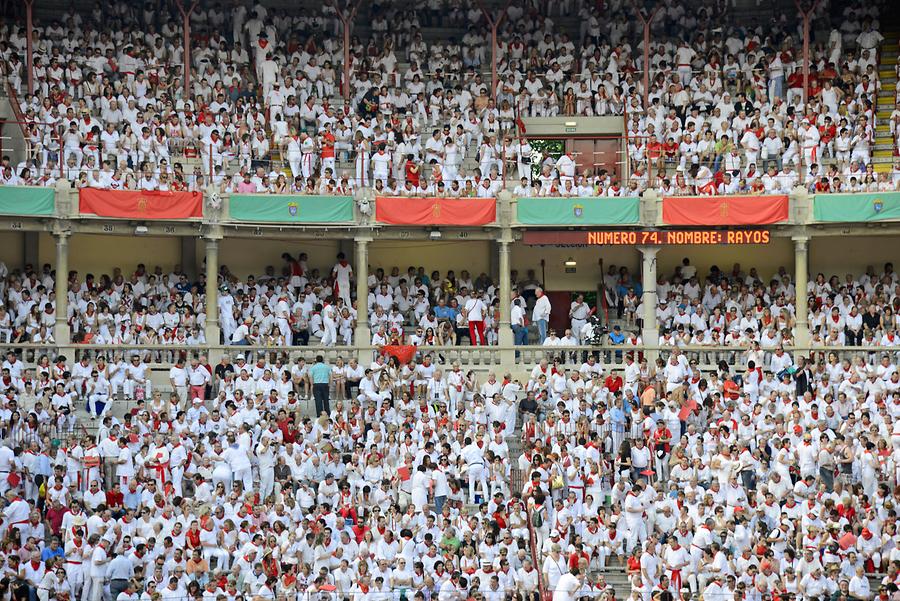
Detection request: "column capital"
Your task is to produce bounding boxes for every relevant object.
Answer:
[203,224,224,241]
[355,236,373,245]
[791,235,809,248]
[638,245,660,257]
[52,223,72,239]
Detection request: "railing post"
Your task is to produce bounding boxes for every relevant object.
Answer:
[791,185,811,224]
[353,186,374,226]
[176,0,200,101]
[634,3,661,110]
[639,188,659,226]
[476,0,513,98]
[24,0,34,96]
[335,0,361,100]
[795,0,820,107]
[55,178,81,219]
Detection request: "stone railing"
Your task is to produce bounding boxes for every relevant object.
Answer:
[6,343,897,376]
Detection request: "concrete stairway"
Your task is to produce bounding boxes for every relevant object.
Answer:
[598,566,631,600]
[875,34,899,173]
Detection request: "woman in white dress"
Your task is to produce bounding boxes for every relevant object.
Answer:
[443,137,460,183]
[354,132,370,188]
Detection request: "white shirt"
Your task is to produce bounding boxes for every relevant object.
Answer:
[511,304,526,327]
[552,572,581,601]
[465,298,486,321]
[533,295,552,321]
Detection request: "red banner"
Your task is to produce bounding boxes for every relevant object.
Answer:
[79,189,203,219]
[662,195,789,226]
[375,197,496,225]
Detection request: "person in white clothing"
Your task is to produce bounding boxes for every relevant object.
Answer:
[331,253,353,306]
[85,371,110,419]
[460,437,488,504]
[123,355,151,400]
[464,295,487,345]
[285,132,304,178]
[86,539,109,601]
[555,151,576,185]
[446,363,466,416]
[569,294,590,343]
[552,567,584,601]
[533,288,552,343]
[321,302,338,347]
[300,133,316,179]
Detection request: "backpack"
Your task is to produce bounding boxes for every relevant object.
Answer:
[531,508,543,528]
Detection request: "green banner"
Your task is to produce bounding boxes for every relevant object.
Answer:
[0,186,55,215]
[814,192,900,222]
[517,196,640,225]
[229,195,354,222]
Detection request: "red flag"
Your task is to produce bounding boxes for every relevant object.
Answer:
[375,197,496,226]
[662,195,788,226]
[79,189,203,219]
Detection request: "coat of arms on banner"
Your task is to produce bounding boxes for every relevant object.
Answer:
[573,204,584,218]
[874,198,884,213]
[288,202,298,217]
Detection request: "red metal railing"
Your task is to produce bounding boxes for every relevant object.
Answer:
[524,498,550,601]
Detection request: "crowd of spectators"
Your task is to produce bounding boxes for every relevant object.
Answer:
[0,2,899,601]
[1,298,900,601]
[0,0,896,198]
[601,258,900,351]
[0,244,898,356]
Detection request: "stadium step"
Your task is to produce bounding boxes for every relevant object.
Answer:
[873,33,897,169]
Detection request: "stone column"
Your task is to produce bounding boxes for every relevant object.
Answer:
[793,236,810,351]
[204,234,221,345]
[53,231,69,345]
[498,237,514,366]
[639,245,659,361]
[355,237,371,346]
